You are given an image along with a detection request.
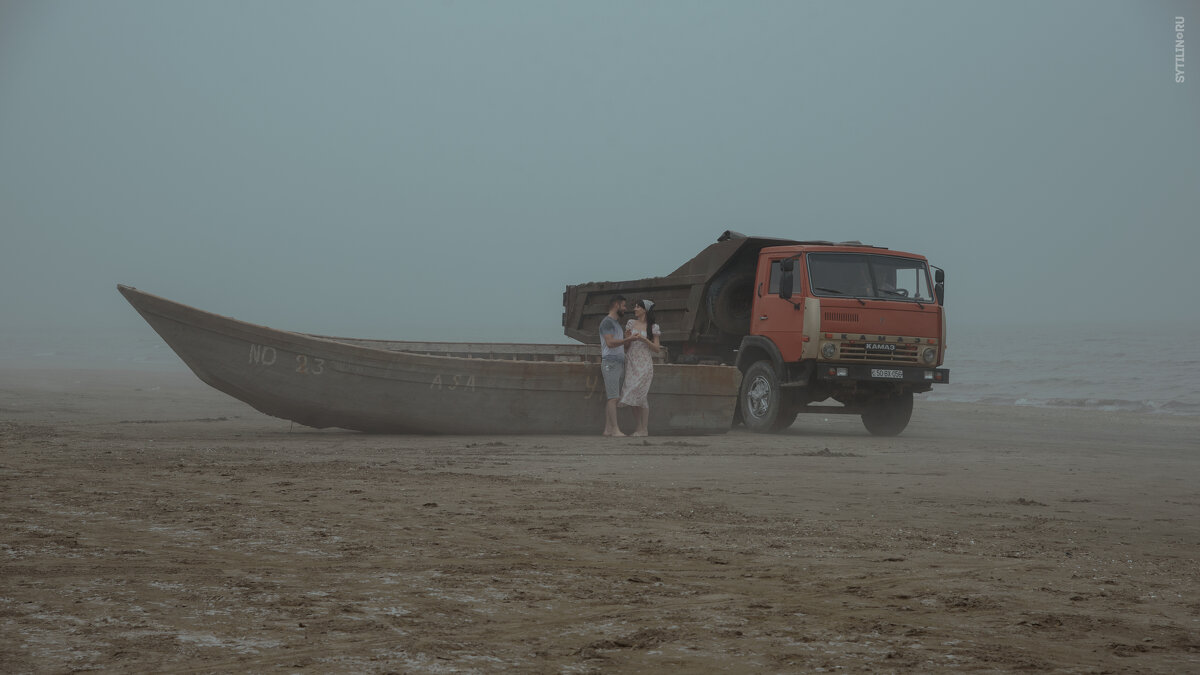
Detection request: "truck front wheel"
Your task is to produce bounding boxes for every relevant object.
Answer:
[740,361,794,433]
[861,392,913,436]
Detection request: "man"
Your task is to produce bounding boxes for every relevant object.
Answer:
[599,295,633,436]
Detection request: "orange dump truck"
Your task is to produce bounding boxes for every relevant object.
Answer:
[563,231,949,436]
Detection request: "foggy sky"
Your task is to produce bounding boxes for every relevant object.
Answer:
[2,1,1197,351]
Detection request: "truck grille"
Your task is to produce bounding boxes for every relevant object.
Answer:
[839,342,921,363]
[823,311,860,323]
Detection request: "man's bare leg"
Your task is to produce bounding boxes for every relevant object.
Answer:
[604,399,626,437]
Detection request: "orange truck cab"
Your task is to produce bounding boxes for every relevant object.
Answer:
[735,243,949,435]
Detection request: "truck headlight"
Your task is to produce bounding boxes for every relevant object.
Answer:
[821,342,837,359]
[922,347,937,364]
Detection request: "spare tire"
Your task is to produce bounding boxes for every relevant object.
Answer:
[707,271,756,335]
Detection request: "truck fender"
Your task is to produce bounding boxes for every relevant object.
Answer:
[734,336,784,376]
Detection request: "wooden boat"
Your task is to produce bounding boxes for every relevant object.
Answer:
[117,285,740,434]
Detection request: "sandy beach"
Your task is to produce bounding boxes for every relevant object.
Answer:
[1,368,1197,673]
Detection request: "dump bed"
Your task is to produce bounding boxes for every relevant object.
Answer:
[563,231,803,346]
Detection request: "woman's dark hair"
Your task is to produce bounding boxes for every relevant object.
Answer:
[636,299,657,338]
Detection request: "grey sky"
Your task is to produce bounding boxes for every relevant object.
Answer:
[2,1,1197,350]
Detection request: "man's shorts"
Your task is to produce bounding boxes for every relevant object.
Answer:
[601,358,625,400]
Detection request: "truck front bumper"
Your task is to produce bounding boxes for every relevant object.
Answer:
[816,364,950,384]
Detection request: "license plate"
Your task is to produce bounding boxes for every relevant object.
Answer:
[871,369,904,379]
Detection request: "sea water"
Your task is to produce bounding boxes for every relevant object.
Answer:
[2,320,1197,416]
[0,322,185,372]
[930,321,1200,416]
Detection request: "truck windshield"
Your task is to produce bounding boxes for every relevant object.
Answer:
[807,253,934,302]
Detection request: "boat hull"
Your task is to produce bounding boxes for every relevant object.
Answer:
[117,285,740,435]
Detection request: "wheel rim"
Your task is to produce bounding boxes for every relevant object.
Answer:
[747,375,771,418]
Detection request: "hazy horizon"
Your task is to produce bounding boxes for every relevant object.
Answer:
[3,1,1197,353]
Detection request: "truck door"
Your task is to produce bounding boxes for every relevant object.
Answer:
[751,255,807,362]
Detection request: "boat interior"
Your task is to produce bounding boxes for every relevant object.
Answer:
[309,336,669,363]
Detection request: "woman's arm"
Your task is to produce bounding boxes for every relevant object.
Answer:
[643,326,662,354]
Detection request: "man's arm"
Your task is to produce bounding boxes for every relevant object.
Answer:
[603,332,629,348]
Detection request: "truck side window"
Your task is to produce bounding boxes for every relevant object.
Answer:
[768,261,799,294]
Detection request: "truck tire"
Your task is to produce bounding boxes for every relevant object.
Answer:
[772,408,799,432]
[861,392,913,436]
[740,361,794,433]
[707,271,755,335]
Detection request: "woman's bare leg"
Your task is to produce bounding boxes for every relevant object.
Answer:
[632,407,649,436]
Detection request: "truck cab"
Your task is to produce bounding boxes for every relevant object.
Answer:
[735,244,949,435]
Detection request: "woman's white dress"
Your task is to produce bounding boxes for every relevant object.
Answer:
[618,321,660,409]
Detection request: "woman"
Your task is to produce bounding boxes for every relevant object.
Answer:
[618,299,661,436]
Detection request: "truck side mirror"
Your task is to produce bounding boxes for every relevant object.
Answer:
[935,269,945,283]
[779,259,794,301]
[934,268,944,306]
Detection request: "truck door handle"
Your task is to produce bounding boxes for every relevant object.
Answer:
[759,315,768,320]
[757,282,763,297]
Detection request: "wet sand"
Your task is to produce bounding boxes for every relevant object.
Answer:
[2,368,1198,673]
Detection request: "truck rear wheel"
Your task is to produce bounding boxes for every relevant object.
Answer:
[861,392,913,436]
[707,271,755,335]
[740,361,794,433]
